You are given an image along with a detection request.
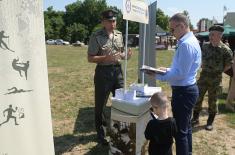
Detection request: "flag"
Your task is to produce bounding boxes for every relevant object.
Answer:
[224,5,227,11]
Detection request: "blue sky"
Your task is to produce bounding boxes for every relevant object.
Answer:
[44,0,235,28]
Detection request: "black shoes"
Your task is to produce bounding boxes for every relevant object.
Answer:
[192,112,216,131]
[205,114,216,131]
[205,124,213,131]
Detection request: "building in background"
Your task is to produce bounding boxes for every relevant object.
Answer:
[224,12,235,27]
[197,18,217,32]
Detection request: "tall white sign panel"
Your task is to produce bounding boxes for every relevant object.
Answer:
[0,0,55,155]
[123,0,149,24]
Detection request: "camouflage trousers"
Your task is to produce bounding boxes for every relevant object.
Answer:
[194,71,222,114]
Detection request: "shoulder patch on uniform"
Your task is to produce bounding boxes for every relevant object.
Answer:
[222,43,230,50]
[114,30,122,34]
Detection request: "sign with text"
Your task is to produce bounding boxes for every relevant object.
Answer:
[0,0,55,155]
[123,0,149,24]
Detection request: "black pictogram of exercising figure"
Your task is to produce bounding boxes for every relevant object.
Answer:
[0,105,19,126]
[4,87,33,95]
[0,30,14,52]
[12,58,30,80]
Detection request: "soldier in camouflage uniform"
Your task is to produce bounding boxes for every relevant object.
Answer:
[87,9,132,145]
[192,25,233,131]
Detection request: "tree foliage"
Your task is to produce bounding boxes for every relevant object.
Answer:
[44,1,192,43]
[44,6,65,39]
[156,9,169,31]
[64,23,88,43]
[183,10,194,30]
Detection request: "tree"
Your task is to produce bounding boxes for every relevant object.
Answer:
[156,9,170,31]
[44,7,65,39]
[64,23,88,43]
[46,1,136,42]
[64,0,107,37]
[183,10,194,30]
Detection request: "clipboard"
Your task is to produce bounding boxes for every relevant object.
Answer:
[140,65,166,75]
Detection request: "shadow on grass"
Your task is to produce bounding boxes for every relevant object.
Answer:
[54,134,78,155]
[73,106,111,134]
[73,107,96,134]
[54,106,110,155]
[218,93,235,114]
[192,124,206,133]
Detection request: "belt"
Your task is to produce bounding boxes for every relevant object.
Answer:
[97,64,121,68]
[171,83,196,89]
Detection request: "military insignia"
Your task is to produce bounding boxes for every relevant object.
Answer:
[109,11,113,17]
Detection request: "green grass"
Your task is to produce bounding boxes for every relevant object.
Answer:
[46,45,235,154]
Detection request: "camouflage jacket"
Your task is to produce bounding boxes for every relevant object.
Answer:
[201,42,233,74]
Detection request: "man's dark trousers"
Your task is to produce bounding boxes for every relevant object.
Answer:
[171,84,199,155]
[94,65,123,136]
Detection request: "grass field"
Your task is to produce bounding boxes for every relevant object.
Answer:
[46,45,235,155]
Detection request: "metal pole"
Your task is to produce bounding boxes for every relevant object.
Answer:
[142,24,146,84]
[223,9,224,24]
[124,20,129,92]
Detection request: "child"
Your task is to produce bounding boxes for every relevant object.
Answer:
[145,92,177,155]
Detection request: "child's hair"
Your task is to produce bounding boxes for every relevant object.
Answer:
[150,92,168,109]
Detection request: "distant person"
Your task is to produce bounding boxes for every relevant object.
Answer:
[87,9,132,145]
[192,25,233,130]
[169,38,173,48]
[145,92,177,155]
[145,13,201,155]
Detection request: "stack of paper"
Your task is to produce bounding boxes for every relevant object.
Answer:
[140,65,166,74]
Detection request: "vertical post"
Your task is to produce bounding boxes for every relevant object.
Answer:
[124,20,129,91]
[141,24,146,84]
[138,1,157,86]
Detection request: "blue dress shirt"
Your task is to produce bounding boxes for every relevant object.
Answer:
[156,32,201,86]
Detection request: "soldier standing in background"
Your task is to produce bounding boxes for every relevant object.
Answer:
[192,25,233,131]
[87,9,132,145]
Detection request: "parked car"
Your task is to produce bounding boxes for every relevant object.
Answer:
[46,39,55,45]
[55,39,70,45]
[63,41,70,45]
[72,41,85,47]
[55,39,64,45]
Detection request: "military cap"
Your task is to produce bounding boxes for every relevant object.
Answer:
[209,25,224,32]
[101,9,118,20]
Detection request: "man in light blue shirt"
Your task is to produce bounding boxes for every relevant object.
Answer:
[146,13,201,155]
[156,32,201,86]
